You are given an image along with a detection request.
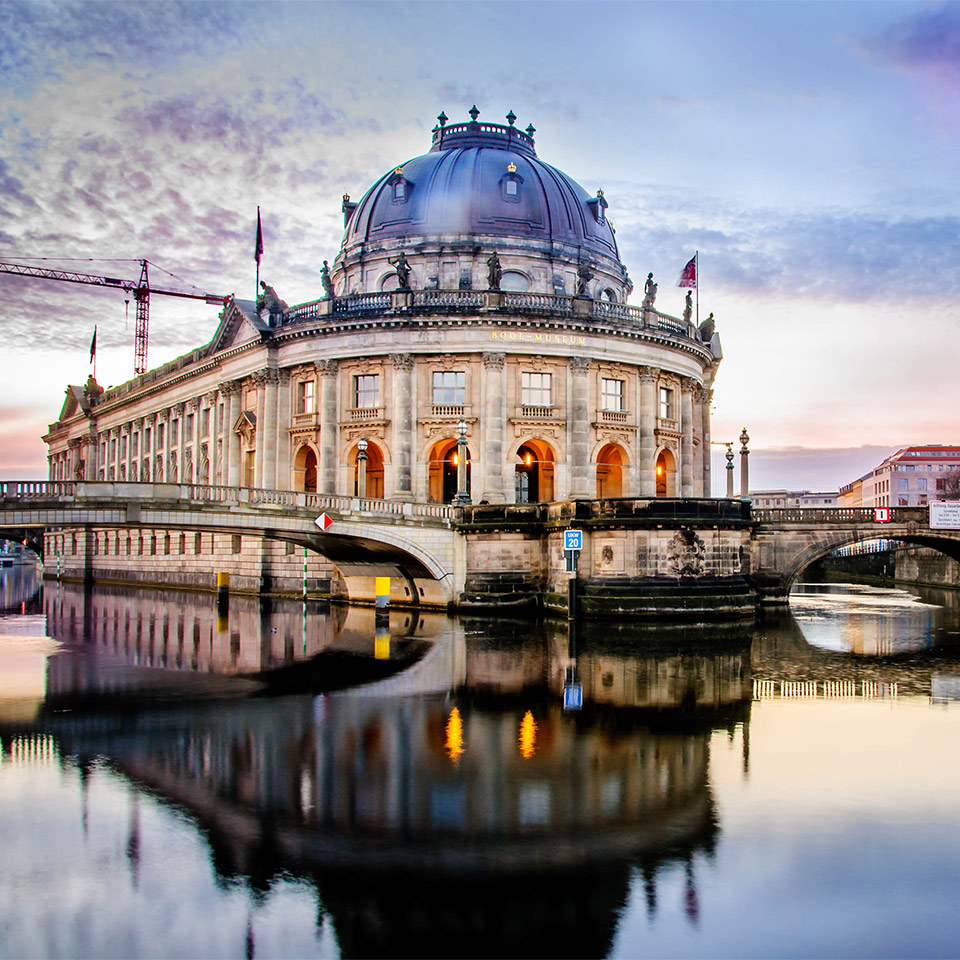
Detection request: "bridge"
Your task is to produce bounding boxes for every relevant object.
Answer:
[2,482,959,612]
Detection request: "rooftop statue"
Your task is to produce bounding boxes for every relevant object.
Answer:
[642,272,658,308]
[257,282,288,317]
[389,251,412,290]
[320,260,335,299]
[486,250,502,291]
[576,262,594,296]
[683,290,693,325]
[699,312,715,342]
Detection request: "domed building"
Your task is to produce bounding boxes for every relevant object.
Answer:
[42,108,723,598]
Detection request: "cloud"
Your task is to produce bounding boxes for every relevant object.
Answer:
[747,445,901,492]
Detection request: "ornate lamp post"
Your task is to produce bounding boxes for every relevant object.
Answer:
[725,443,735,498]
[356,435,368,497]
[739,427,750,500]
[455,418,470,504]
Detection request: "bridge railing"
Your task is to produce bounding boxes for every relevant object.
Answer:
[751,507,927,524]
[0,480,454,523]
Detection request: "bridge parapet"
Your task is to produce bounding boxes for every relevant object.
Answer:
[752,506,927,524]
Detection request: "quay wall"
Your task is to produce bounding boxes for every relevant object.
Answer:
[43,528,335,598]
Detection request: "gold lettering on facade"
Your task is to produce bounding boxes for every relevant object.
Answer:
[488,330,585,346]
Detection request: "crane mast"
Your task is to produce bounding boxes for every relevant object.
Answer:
[0,258,229,375]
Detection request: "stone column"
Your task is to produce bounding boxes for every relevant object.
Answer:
[568,356,592,498]
[253,374,267,488]
[391,353,414,501]
[261,370,279,490]
[702,389,713,497]
[222,382,242,487]
[481,352,506,502]
[276,369,291,491]
[680,379,695,497]
[187,398,200,484]
[638,367,657,496]
[318,359,339,494]
[203,392,218,484]
[692,388,704,498]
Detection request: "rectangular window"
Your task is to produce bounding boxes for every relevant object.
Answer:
[297,379,316,414]
[918,478,927,491]
[200,409,209,438]
[157,424,165,448]
[521,372,552,406]
[186,413,194,437]
[132,435,138,458]
[919,495,928,505]
[659,386,674,420]
[355,374,380,408]
[110,439,117,462]
[936,479,947,492]
[432,371,466,405]
[145,428,151,450]
[232,534,242,554]
[898,479,909,491]
[120,436,127,459]
[898,496,909,506]
[601,378,623,412]
[194,532,202,555]
[217,403,224,433]
[170,420,179,445]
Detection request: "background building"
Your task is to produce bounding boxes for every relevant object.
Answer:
[750,490,839,509]
[839,446,960,508]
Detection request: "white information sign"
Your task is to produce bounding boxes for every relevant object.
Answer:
[930,500,960,529]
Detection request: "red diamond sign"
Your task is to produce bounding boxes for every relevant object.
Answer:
[315,512,334,531]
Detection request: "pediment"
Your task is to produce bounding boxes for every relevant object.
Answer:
[208,298,268,354]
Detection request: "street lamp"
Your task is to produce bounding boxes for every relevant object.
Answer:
[725,443,735,498]
[455,418,470,504]
[356,435,368,497]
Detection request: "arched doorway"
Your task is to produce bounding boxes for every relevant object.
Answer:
[515,441,555,503]
[656,448,676,497]
[596,443,625,498]
[293,445,318,492]
[354,440,385,498]
[427,439,471,503]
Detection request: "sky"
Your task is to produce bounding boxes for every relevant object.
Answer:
[1,0,958,491]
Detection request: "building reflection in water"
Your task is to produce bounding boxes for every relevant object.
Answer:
[15,586,754,958]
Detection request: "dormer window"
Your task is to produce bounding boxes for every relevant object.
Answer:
[388,166,410,204]
[500,162,523,203]
[587,189,609,224]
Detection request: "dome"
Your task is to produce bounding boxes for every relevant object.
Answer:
[335,109,629,298]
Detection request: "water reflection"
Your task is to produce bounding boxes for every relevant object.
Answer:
[0,563,41,612]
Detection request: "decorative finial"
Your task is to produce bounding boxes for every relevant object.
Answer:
[342,193,350,203]
[507,162,517,173]
[506,109,516,126]
[468,104,480,121]
[525,122,536,137]
[597,188,604,197]
[437,110,448,127]
[394,166,404,175]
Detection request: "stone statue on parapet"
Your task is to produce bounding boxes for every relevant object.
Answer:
[389,251,412,290]
[486,250,502,291]
[699,312,715,342]
[257,281,288,318]
[642,272,658,308]
[83,374,103,405]
[576,261,593,296]
[320,260,335,299]
[683,290,693,325]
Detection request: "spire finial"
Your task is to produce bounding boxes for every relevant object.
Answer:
[437,110,448,127]
[468,104,480,122]
[506,109,516,126]
[525,122,536,138]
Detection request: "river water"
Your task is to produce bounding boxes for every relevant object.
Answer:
[2,567,960,959]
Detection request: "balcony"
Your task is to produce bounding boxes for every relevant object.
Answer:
[517,404,556,419]
[349,406,385,423]
[598,408,630,425]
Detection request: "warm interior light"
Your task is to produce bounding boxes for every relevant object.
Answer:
[657,464,663,476]
[452,453,458,465]
[525,453,533,466]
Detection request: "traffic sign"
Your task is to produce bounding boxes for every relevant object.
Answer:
[564,529,583,551]
[873,507,890,523]
[315,512,334,531]
[563,683,583,711]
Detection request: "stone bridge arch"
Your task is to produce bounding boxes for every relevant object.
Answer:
[750,521,960,604]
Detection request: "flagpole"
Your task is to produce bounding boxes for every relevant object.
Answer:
[695,250,699,327]
[256,206,261,296]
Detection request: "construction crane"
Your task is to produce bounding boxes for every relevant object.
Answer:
[0,258,230,375]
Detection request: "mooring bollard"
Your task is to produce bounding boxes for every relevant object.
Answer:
[375,576,390,609]
[217,571,230,613]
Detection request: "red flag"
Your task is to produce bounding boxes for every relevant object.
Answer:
[255,207,263,265]
[678,254,697,288]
